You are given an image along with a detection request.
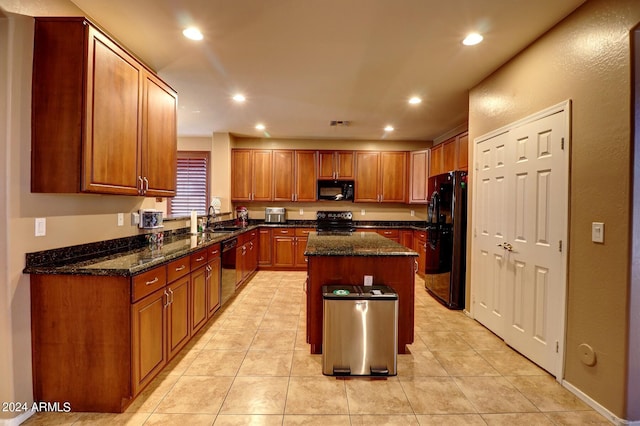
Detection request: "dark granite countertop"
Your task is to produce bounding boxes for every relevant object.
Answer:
[304,232,418,257]
[24,226,260,277]
[24,220,425,277]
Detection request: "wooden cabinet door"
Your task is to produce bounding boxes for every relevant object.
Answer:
[83,26,141,195]
[273,230,296,267]
[249,238,258,273]
[190,266,208,335]
[409,150,430,204]
[236,245,246,285]
[273,150,294,201]
[141,72,177,197]
[400,230,414,249]
[414,230,427,276]
[132,287,166,395]
[207,256,221,317]
[318,151,354,180]
[457,132,469,171]
[231,149,253,201]
[252,150,273,201]
[295,236,308,267]
[317,151,336,179]
[167,276,190,359]
[380,152,407,203]
[443,139,456,173]
[355,151,380,202]
[429,144,443,177]
[295,151,317,201]
[336,151,355,179]
[258,228,273,266]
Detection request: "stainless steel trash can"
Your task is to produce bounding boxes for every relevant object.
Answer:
[322,285,398,376]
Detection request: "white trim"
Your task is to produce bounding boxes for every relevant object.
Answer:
[0,410,34,426]
[469,99,571,382]
[562,380,637,425]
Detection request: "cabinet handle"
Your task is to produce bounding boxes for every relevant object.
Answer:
[281,230,288,234]
[195,256,205,262]
[175,265,186,271]
[143,177,149,193]
[206,265,211,279]
[168,288,174,304]
[145,277,159,286]
[138,176,144,194]
[414,260,418,273]
[210,250,219,255]
[384,231,392,235]
[163,290,170,308]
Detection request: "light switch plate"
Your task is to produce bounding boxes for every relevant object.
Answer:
[35,218,46,237]
[592,222,604,243]
[364,275,373,286]
[117,213,124,226]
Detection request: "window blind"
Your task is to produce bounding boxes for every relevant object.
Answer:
[170,153,209,217]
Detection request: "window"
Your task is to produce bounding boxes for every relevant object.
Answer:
[169,151,210,217]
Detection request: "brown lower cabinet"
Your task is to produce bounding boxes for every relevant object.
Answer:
[270,227,312,269]
[414,229,427,276]
[31,243,224,413]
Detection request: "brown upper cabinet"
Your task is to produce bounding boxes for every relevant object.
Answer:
[429,131,468,177]
[31,17,177,196]
[317,151,355,180]
[355,151,407,203]
[272,150,317,202]
[231,149,273,201]
[408,150,430,204]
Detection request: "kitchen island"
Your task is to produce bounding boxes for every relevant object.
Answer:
[304,232,418,354]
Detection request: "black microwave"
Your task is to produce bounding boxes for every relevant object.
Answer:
[317,180,355,201]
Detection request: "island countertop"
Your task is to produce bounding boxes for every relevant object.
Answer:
[304,231,418,257]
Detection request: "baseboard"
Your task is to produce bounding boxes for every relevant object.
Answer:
[562,380,640,425]
[0,410,34,426]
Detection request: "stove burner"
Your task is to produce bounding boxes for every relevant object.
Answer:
[316,210,355,234]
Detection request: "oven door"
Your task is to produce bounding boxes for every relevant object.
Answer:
[221,238,238,305]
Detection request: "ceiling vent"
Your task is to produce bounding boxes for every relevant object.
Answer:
[329,120,351,127]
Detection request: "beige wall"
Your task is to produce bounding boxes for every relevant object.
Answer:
[0,8,173,421]
[469,0,639,419]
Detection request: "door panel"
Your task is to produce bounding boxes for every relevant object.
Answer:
[472,106,568,377]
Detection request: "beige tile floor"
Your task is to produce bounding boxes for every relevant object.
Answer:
[24,271,611,425]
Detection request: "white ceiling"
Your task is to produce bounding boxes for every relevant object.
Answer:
[70,0,585,141]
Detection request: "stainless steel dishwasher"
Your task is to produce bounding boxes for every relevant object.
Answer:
[322,285,398,376]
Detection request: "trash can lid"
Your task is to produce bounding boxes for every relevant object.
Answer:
[322,285,398,300]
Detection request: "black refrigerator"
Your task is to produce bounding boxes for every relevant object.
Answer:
[424,171,467,309]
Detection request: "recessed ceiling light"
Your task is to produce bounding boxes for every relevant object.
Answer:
[232,94,246,102]
[384,125,394,132]
[408,97,422,105]
[255,123,266,130]
[183,27,203,41]
[462,33,483,46]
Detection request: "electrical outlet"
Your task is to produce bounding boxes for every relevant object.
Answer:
[299,208,304,215]
[361,209,366,216]
[410,210,415,217]
[35,218,46,237]
[364,275,373,286]
[117,213,124,226]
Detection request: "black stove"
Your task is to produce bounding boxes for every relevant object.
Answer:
[316,211,355,235]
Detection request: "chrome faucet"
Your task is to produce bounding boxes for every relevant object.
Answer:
[206,205,217,230]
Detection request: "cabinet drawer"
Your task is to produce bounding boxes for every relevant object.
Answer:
[274,228,295,236]
[167,256,190,282]
[295,228,314,236]
[132,266,167,302]
[190,249,208,270]
[377,229,399,238]
[208,243,221,259]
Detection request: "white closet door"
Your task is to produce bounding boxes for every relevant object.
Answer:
[472,131,511,336]
[472,103,569,377]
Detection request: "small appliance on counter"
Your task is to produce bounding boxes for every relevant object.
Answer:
[235,206,248,227]
[265,207,286,223]
[139,209,163,229]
